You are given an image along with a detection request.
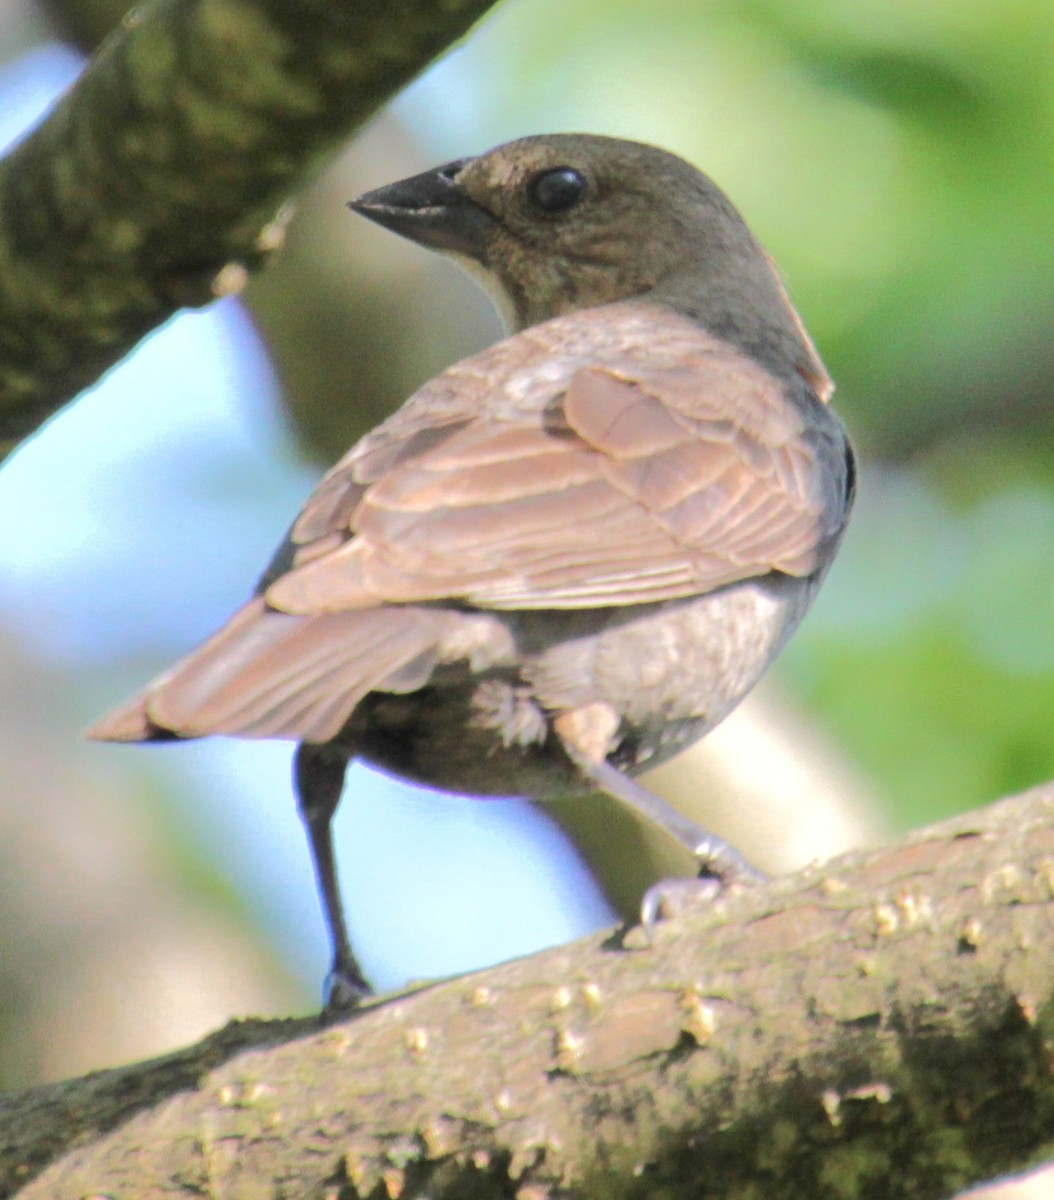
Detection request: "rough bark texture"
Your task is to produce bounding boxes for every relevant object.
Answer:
[0,0,500,457]
[3,783,1054,1199]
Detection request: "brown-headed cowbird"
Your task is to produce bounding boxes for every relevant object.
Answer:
[89,134,854,1007]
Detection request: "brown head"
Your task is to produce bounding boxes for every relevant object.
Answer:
[350,133,831,398]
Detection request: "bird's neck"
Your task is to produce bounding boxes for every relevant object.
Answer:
[652,261,833,403]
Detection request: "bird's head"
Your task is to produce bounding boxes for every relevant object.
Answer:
[350,133,830,397]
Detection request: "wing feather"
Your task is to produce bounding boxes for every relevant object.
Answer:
[88,598,443,743]
[263,336,839,614]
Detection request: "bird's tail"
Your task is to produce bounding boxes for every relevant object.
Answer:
[86,596,442,745]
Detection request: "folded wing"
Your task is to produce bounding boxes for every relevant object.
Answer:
[267,356,836,613]
[89,318,845,745]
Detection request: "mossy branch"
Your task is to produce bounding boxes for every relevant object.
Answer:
[0,0,500,457]
[4,784,1054,1199]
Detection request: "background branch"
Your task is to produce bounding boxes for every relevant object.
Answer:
[5,784,1054,1200]
[0,0,500,457]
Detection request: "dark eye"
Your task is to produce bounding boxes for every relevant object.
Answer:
[527,167,587,214]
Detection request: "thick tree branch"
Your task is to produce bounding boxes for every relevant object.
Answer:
[3,784,1054,1199]
[0,0,500,457]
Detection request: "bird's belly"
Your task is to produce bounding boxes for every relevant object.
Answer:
[348,573,815,800]
[530,572,814,772]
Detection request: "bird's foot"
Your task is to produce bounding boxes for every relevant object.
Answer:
[554,731,767,937]
[321,963,373,1016]
[640,874,725,933]
[640,836,766,937]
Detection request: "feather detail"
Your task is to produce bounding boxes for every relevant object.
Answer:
[88,597,444,743]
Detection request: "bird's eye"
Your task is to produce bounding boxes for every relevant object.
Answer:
[527,167,587,214]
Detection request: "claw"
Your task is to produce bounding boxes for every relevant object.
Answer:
[323,968,371,1014]
[640,875,725,937]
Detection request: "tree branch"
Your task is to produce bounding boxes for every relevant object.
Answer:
[4,784,1054,1199]
[0,0,500,457]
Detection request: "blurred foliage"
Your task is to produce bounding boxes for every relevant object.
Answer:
[0,632,301,1089]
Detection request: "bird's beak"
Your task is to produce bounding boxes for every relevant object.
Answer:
[348,159,494,264]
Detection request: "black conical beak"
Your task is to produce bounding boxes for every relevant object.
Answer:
[348,158,494,264]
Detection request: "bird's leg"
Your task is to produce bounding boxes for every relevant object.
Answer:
[554,706,765,930]
[294,743,371,1010]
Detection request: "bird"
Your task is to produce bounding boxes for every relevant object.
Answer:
[88,134,855,1009]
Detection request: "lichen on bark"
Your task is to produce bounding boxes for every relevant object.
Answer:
[0,0,502,456]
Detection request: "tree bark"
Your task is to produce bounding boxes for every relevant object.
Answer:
[0,0,501,458]
[3,783,1054,1200]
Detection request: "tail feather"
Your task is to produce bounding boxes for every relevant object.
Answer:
[87,597,443,745]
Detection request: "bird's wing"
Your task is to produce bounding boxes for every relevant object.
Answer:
[86,597,446,742]
[265,342,844,615]
[87,323,846,744]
